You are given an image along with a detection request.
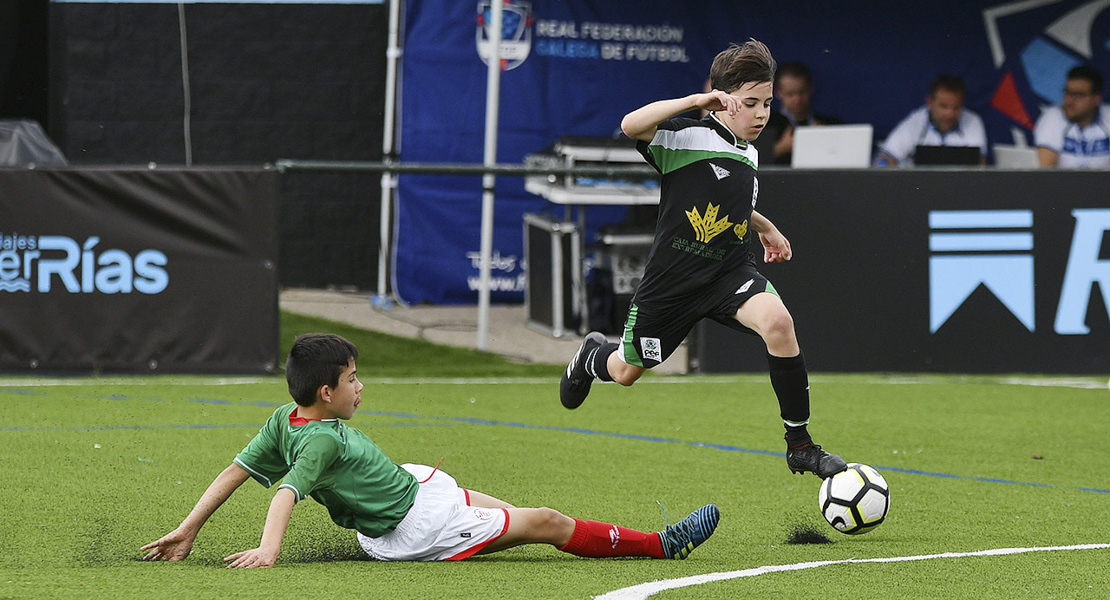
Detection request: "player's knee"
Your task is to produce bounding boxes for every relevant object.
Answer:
[610,364,643,386]
[534,507,574,534]
[536,506,568,521]
[762,310,796,342]
[612,370,637,386]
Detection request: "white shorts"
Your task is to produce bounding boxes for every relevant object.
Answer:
[356,464,510,561]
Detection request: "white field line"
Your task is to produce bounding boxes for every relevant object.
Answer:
[999,376,1108,389]
[594,543,1110,600]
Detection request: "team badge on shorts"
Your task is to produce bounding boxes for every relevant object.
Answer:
[473,508,496,521]
[641,337,662,362]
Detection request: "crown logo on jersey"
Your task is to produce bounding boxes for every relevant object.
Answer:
[686,203,733,243]
[710,162,731,180]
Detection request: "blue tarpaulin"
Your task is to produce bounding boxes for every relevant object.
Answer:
[395,0,1110,304]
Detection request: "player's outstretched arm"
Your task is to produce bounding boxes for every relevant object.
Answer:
[141,463,251,561]
[751,210,792,264]
[621,91,740,142]
[224,487,297,568]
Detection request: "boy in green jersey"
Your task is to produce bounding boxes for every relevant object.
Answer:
[142,333,719,566]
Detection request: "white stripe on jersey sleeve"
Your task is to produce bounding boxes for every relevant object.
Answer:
[278,482,304,502]
[233,456,273,488]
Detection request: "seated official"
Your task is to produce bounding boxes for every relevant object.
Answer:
[875,74,987,167]
[752,61,843,165]
[1034,65,1110,169]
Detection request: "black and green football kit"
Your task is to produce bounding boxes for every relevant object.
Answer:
[582,110,846,478]
[234,402,419,538]
[626,113,776,368]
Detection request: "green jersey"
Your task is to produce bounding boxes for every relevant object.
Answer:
[234,402,418,537]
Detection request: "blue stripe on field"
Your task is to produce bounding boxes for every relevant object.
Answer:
[3,396,1105,494]
[869,466,1080,491]
[358,410,1110,494]
[380,412,782,458]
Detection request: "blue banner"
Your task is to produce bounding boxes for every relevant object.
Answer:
[396,0,1110,304]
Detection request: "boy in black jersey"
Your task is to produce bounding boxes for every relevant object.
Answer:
[560,39,846,479]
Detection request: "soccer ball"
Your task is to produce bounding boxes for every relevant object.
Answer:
[818,463,890,535]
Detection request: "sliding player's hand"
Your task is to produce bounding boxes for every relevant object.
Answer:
[224,546,278,569]
[140,527,196,561]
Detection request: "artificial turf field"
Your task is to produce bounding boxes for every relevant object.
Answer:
[1,314,1108,599]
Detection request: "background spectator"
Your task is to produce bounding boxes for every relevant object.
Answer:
[752,61,843,165]
[1034,65,1110,169]
[875,75,987,167]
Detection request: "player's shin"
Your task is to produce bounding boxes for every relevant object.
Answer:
[767,351,811,447]
[556,518,664,558]
[587,343,618,382]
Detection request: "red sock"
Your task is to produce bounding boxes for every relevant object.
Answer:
[557,518,664,558]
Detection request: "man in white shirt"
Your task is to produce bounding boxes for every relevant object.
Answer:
[875,75,988,167]
[1034,65,1110,169]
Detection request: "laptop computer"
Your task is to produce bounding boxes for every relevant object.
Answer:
[791,124,873,168]
[992,144,1039,169]
[914,144,981,166]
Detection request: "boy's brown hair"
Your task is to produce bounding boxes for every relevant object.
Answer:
[709,39,777,94]
[286,333,359,406]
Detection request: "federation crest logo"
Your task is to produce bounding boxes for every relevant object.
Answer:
[983,0,1110,142]
[476,1,533,71]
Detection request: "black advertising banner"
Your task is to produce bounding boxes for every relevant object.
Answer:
[689,170,1110,375]
[0,168,279,373]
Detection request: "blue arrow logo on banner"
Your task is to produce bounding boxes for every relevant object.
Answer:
[928,210,1035,333]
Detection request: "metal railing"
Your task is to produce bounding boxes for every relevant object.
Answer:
[274,158,657,350]
[274,159,656,178]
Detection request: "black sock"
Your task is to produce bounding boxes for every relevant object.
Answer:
[586,343,618,382]
[766,352,812,447]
